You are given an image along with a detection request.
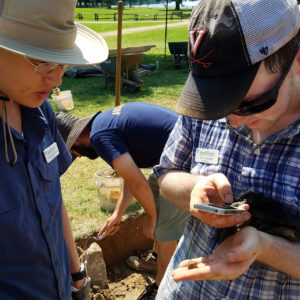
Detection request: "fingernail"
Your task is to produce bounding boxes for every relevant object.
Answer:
[228,251,237,261]
[224,194,233,203]
[243,212,250,220]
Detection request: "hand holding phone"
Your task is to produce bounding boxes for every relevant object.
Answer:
[193,203,245,215]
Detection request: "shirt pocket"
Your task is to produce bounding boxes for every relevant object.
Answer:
[0,194,21,215]
[0,172,26,215]
[37,158,58,182]
[34,136,60,182]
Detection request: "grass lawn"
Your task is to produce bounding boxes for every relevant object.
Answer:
[80,21,167,33]
[57,11,190,238]
[75,6,192,16]
[76,6,191,31]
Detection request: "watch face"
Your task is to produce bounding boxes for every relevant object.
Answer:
[80,263,85,272]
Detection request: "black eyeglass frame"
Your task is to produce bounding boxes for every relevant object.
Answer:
[232,46,298,116]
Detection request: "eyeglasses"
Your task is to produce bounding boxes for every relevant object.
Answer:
[232,49,296,116]
[24,56,69,74]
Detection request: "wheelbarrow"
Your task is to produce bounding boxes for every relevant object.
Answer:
[94,45,156,93]
[168,42,188,68]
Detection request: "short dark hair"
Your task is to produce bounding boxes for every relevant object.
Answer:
[265,30,300,73]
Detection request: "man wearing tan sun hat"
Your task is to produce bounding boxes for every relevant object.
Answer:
[0,0,108,299]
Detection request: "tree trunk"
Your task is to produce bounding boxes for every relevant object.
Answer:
[175,0,181,10]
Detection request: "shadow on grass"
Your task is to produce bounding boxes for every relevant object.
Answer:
[100,201,142,217]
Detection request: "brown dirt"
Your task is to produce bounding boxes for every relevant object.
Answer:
[96,168,118,177]
[76,212,156,299]
[103,262,155,300]
[88,261,155,300]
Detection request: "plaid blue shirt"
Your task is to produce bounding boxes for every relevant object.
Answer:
[154,115,300,300]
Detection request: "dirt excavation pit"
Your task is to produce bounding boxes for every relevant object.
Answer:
[75,212,156,299]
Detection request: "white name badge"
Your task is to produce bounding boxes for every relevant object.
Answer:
[43,142,59,163]
[195,148,219,165]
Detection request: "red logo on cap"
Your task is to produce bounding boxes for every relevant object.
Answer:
[189,30,214,68]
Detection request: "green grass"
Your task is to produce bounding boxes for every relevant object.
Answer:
[58,11,190,238]
[80,21,167,32]
[75,6,192,16]
[75,6,191,23]
[104,24,188,49]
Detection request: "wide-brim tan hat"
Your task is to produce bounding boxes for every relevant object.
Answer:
[0,0,108,65]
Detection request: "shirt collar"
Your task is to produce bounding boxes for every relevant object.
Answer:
[0,105,48,142]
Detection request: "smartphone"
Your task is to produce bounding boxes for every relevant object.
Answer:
[193,203,245,215]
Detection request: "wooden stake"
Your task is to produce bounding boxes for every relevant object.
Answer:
[115,1,123,107]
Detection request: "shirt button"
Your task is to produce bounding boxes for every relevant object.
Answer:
[45,225,49,232]
[55,260,58,266]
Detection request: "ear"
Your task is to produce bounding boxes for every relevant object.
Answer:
[293,48,300,75]
[73,138,81,146]
[76,130,90,144]
[81,126,91,142]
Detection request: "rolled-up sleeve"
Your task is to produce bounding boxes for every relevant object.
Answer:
[153,115,193,177]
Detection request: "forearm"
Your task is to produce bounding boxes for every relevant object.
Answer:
[131,180,157,220]
[158,170,203,211]
[111,153,157,220]
[114,183,134,216]
[258,231,300,279]
[62,201,81,274]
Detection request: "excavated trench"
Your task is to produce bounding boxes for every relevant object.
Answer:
[75,212,155,299]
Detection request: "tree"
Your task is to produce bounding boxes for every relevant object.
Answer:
[76,0,102,7]
[105,0,115,9]
[175,0,182,10]
[126,0,136,7]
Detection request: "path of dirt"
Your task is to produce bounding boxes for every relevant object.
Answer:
[100,19,189,37]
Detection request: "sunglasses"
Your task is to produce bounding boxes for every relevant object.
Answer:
[232,49,296,116]
[24,56,69,74]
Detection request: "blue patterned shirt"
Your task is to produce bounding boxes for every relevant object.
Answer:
[154,115,300,300]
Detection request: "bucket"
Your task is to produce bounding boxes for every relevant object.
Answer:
[95,168,136,211]
[51,90,74,111]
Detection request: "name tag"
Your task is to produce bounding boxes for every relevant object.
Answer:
[195,148,219,165]
[43,142,59,163]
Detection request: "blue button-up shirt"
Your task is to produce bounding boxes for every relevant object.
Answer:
[0,100,72,299]
[154,116,300,300]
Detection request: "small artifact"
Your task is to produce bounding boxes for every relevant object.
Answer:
[109,190,120,201]
[53,87,60,96]
[187,259,198,269]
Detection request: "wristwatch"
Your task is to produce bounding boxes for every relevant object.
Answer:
[71,263,87,282]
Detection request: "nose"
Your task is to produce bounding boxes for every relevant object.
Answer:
[42,67,64,86]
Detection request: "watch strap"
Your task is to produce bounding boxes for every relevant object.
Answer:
[71,263,87,282]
